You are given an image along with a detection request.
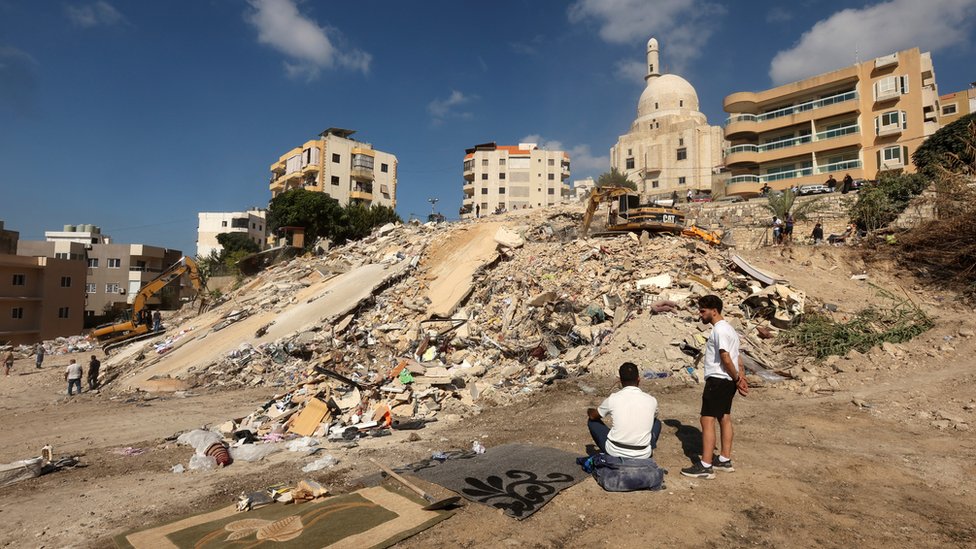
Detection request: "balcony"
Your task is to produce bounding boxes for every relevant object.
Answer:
[350,190,373,200]
[877,124,902,137]
[351,166,374,181]
[763,167,814,183]
[724,144,759,166]
[726,91,858,136]
[816,159,861,174]
[725,175,762,196]
[463,183,474,197]
[301,162,320,175]
[463,166,475,181]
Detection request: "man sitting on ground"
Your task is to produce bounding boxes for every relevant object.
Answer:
[586,362,661,459]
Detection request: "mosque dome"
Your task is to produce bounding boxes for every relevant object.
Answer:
[637,73,700,118]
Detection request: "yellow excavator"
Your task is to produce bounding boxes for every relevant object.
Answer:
[91,256,207,352]
[581,186,723,245]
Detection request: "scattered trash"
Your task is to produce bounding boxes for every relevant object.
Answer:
[171,464,185,474]
[472,440,486,454]
[302,455,338,472]
[188,455,218,471]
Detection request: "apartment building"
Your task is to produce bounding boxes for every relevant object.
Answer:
[268,128,397,209]
[461,142,571,218]
[0,221,85,345]
[573,177,596,201]
[196,209,267,258]
[611,38,725,199]
[18,225,183,322]
[722,47,940,197]
[939,85,976,126]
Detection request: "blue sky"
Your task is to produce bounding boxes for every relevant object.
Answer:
[2,0,975,255]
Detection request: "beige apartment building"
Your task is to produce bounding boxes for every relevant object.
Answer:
[18,225,183,323]
[196,209,267,258]
[461,142,570,218]
[939,85,976,125]
[611,38,725,199]
[722,47,940,197]
[268,128,397,209]
[0,221,85,345]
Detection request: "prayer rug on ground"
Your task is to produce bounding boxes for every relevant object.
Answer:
[407,443,586,519]
[114,485,452,548]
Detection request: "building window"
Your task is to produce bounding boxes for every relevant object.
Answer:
[87,258,98,268]
[627,149,632,156]
[58,307,69,319]
[12,274,25,286]
[482,159,489,166]
[654,102,658,109]
[11,307,23,319]
[221,221,227,227]
[106,282,121,293]
[499,158,506,166]
[55,253,68,259]
[381,163,389,172]
[499,187,506,194]
[883,146,902,163]
[107,258,121,269]
[874,75,909,100]
[678,177,686,185]
[332,153,341,163]
[499,173,506,180]
[546,173,554,180]
[651,180,659,189]
[60,276,71,287]
[626,158,635,170]
[677,148,687,161]
[548,159,554,166]
[85,310,95,317]
[331,176,340,185]
[548,188,554,195]
[482,173,488,180]
[679,138,684,146]
[679,100,684,107]
[481,188,488,195]
[942,104,958,116]
[85,283,96,294]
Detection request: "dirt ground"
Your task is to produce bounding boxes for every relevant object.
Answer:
[2,246,975,548]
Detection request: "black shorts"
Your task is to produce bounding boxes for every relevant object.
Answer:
[701,377,737,418]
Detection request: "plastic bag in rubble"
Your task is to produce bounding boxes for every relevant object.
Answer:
[229,443,282,462]
[287,437,319,452]
[176,429,223,454]
[302,455,338,472]
[188,454,218,471]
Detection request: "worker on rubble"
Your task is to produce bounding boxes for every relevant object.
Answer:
[681,295,748,479]
[152,310,162,332]
[88,355,101,391]
[2,347,13,376]
[586,362,660,459]
[35,343,45,369]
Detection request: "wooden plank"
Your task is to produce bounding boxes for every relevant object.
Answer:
[288,398,331,437]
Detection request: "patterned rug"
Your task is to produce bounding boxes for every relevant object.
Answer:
[114,485,452,548]
[405,443,586,520]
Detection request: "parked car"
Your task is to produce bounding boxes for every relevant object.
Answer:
[691,194,713,203]
[798,184,833,196]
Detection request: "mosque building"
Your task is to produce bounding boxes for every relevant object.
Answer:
[610,38,725,200]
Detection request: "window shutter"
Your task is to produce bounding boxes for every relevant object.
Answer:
[903,146,909,164]
[874,116,880,135]
[876,150,881,168]
[873,81,879,101]
[901,75,909,94]
[901,111,907,129]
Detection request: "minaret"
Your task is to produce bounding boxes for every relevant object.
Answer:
[645,37,660,82]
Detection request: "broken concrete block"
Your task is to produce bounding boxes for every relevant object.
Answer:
[528,291,558,307]
[636,274,672,290]
[494,227,524,248]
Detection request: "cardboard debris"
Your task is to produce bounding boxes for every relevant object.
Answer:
[288,398,331,437]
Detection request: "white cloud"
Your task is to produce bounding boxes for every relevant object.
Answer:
[64,1,125,28]
[567,0,726,73]
[614,59,646,84]
[245,0,371,80]
[521,134,609,175]
[428,90,475,125]
[770,0,976,85]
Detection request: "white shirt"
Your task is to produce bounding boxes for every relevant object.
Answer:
[703,319,740,380]
[597,386,658,459]
[65,363,82,380]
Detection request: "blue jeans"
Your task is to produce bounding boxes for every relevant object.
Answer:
[67,379,82,395]
[588,418,661,454]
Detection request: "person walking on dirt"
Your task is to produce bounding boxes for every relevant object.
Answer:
[586,362,661,459]
[152,310,162,333]
[35,343,45,369]
[65,359,83,396]
[681,295,748,479]
[784,214,795,244]
[771,216,782,245]
[88,355,101,391]
[687,189,694,203]
[2,348,13,376]
[812,223,824,244]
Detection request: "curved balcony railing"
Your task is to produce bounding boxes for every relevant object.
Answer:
[725,90,857,126]
[816,159,861,174]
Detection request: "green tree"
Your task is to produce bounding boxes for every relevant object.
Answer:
[267,189,343,247]
[596,168,638,191]
[763,189,822,220]
[847,171,927,231]
[215,232,260,255]
[334,204,403,243]
[913,113,976,176]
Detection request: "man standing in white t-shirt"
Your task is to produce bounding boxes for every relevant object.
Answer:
[586,362,660,459]
[682,295,748,479]
[65,359,83,396]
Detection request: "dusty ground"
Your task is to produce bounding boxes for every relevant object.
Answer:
[2,246,975,548]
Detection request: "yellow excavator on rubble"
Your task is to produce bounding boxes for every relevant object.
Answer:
[581,186,722,245]
[91,256,207,353]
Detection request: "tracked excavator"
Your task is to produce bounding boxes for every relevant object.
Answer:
[91,256,207,353]
[581,186,723,245]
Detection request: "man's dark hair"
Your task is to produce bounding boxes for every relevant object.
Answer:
[619,362,639,384]
[698,294,723,313]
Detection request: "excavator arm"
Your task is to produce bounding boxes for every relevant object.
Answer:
[581,186,633,237]
[91,256,207,350]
